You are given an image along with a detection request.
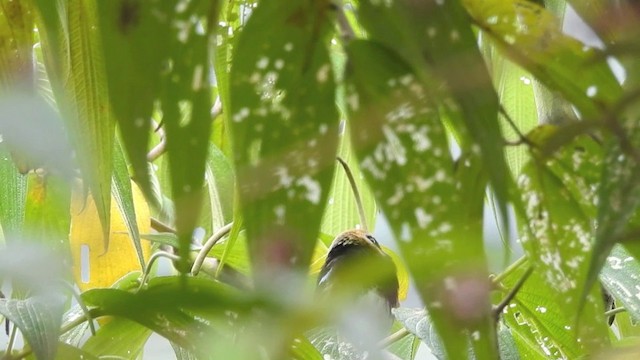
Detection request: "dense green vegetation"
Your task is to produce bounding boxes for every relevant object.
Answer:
[1,0,640,359]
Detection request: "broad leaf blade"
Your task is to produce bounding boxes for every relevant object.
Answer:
[95,0,173,201]
[229,0,339,272]
[160,1,220,273]
[0,295,65,360]
[82,318,151,359]
[346,40,494,359]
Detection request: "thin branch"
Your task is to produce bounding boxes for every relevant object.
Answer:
[493,266,534,321]
[605,307,626,318]
[499,106,535,148]
[491,255,527,285]
[334,3,355,43]
[211,95,222,118]
[150,217,177,234]
[5,323,17,357]
[191,222,234,276]
[336,157,368,232]
[59,281,96,336]
[138,251,181,291]
[147,138,166,162]
[378,327,410,348]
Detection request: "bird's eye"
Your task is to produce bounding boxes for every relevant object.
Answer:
[366,234,380,247]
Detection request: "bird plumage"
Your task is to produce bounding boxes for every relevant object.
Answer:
[317,229,399,318]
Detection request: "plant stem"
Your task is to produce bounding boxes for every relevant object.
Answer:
[605,307,627,317]
[191,222,234,276]
[336,157,368,232]
[493,266,533,320]
[491,255,528,285]
[150,218,177,234]
[138,251,181,291]
[378,327,410,348]
[5,323,17,358]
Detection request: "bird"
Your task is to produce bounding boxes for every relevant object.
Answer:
[317,229,400,333]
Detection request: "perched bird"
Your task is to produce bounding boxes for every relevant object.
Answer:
[317,229,399,331]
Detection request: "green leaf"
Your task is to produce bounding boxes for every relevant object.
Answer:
[212,229,250,276]
[23,172,71,265]
[82,276,255,357]
[142,232,181,249]
[588,127,640,307]
[601,244,640,321]
[55,343,99,360]
[171,341,198,360]
[484,43,538,177]
[229,0,339,271]
[517,141,609,351]
[346,40,494,359]
[95,0,173,201]
[387,321,420,360]
[498,264,590,359]
[359,0,510,247]
[393,307,445,359]
[205,142,234,232]
[0,146,26,242]
[82,318,151,359]
[0,295,65,360]
[112,137,146,270]
[0,0,34,89]
[290,335,323,360]
[465,0,623,119]
[320,124,376,236]
[159,1,220,273]
[66,0,114,252]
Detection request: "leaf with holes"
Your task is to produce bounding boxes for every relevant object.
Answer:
[159,1,220,273]
[516,151,609,352]
[347,39,495,359]
[359,0,510,244]
[601,244,640,322]
[229,0,339,272]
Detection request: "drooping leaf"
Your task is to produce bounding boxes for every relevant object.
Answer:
[159,1,220,273]
[229,0,339,272]
[95,0,173,201]
[113,136,146,270]
[347,39,495,359]
[0,295,66,360]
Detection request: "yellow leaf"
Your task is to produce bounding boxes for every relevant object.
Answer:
[69,181,151,291]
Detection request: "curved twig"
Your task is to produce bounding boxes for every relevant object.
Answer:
[137,251,181,291]
[191,222,234,276]
[336,157,368,232]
